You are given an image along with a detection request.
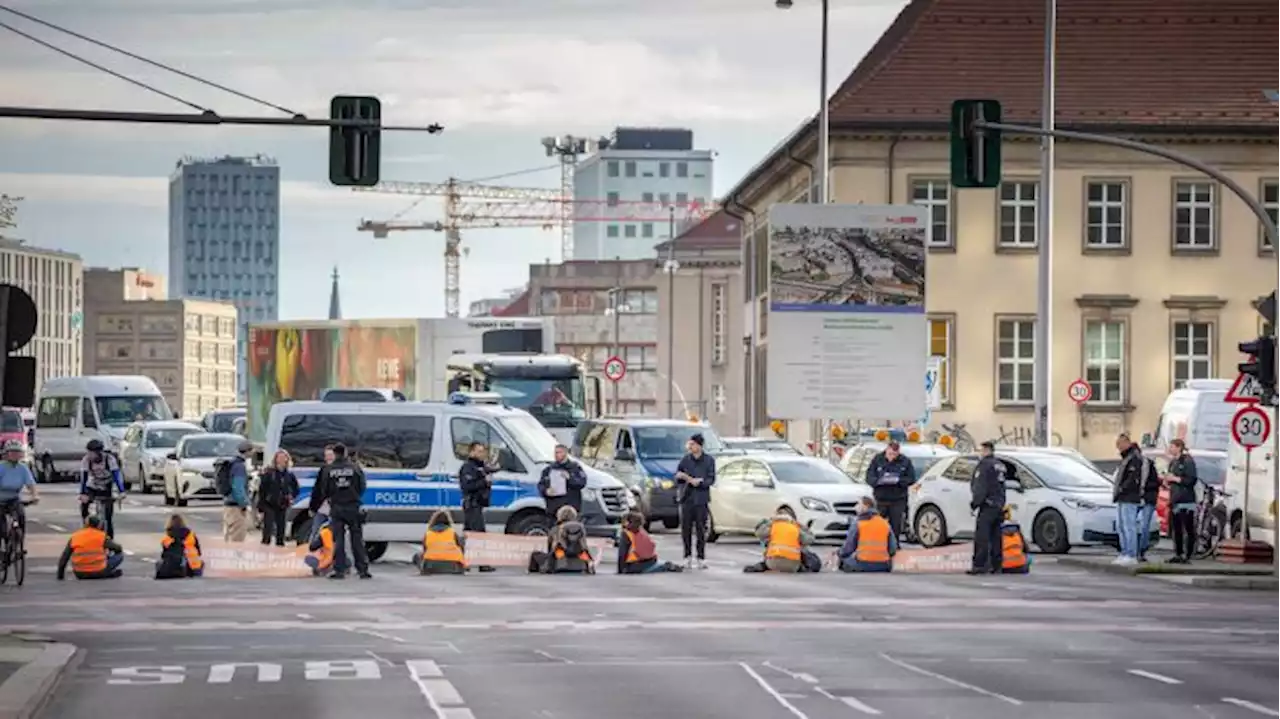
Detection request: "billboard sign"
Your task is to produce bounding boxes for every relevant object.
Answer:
[767,204,928,421]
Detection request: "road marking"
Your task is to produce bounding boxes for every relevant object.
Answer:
[46,523,65,532]
[740,663,810,719]
[815,686,881,715]
[969,658,1023,663]
[123,550,136,556]
[763,661,817,683]
[365,650,393,668]
[347,628,406,643]
[1222,698,1279,716]
[296,613,315,620]
[1126,669,1183,685]
[879,653,1022,706]
[533,650,573,664]
[407,660,474,719]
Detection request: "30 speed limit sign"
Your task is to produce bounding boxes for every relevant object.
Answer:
[1067,378,1092,405]
[1231,405,1271,449]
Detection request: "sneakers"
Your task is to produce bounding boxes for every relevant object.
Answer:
[1112,556,1137,566]
[683,557,694,570]
[697,559,709,570]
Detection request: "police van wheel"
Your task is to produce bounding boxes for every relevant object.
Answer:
[662,517,679,530]
[364,542,388,563]
[509,512,549,536]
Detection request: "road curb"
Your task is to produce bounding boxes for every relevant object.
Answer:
[0,641,80,719]
[1057,556,1277,588]
[1148,574,1280,590]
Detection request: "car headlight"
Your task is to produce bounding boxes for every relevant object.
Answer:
[800,497,834,513]
[148,455,166,467]
[1063,496,1100,511]
[582,488,599,503]
[625,492,638,508]
[659,480,675,490]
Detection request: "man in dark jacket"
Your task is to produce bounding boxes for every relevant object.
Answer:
[1112,433,1146,566]
[1163,439,1199,563]
[1136,440,1162,563]
[538,444,587,518]
[864,442,917,540]
[459,441,497,572]
[675,433,716,570]
[308,443,371,579]
[967,440,1007,575]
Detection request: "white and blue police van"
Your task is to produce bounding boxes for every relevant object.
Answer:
[264,393,632,561]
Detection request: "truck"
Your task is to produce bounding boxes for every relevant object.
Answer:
[446,353,602,445]
[246,317,588,442]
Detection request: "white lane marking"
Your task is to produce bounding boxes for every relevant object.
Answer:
[365,650,393,668]
[969,658,1023,663]
[763,661,817,684]
[46,523,65,532]
[815,686,881,716]
[739,663,810,719]
[879,653,1022,706]
[123,550,136,556]
[533,650,573,664]
[347,628,406,643]
[407,660,474,719]
[297,613,315,620]
[1222,698,1280,716]
[1127,668,1183,685]
[440,641,462,654]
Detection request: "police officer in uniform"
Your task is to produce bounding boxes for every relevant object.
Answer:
[308,443,371,579]
[459,441,497,572]
[967,440,1007,575]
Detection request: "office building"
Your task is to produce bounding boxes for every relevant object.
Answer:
[0,238,83,388]
[168,154,280,398]
[571,128,714,261]
[468,287,527,318]
[84,267,166,306]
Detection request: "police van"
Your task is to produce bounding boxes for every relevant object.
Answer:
[265,393,632,561]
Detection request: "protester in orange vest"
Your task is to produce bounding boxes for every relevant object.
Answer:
[617,511,683,574]
[155,513,204,579]
[529,505,594,574]
[414,510,467,575]
[56,515,124,580]
[1000,506,1031,574]
[304,516,335,577]
[837,497,897,572]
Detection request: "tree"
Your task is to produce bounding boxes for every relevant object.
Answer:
[0,194,21,235]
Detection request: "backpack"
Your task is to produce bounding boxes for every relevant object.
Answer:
[214,459,234,497]
[559,522,588,559]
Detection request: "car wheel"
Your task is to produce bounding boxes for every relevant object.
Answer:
[509,512,549,536]
[365,542,388,563]
[163,482,175,507]
[913,505,948,548]
[176,497,188,508]
[138,466,153,494]
[37,457,54,484]
[706,511,719,543]
[662,517,679,530]
[1032,509,1070,554]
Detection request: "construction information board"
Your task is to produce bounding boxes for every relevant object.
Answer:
[766,204,927,421]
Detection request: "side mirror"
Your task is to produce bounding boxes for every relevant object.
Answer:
[614,448,636,462]
[173,410,181,420]
[752,477,774,489]
[166,452,178,461]
[1004,479,1023,493]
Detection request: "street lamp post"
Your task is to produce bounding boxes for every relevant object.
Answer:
[665,206,679,418]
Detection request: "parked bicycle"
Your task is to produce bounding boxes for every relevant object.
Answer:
[0,498,37,586]
[940,423,978,453]
[1193,484,1231,560]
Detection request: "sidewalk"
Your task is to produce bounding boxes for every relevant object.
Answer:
[1057,553,1279,589]
[0,633,79,719]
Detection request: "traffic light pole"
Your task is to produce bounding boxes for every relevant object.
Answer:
[0,285,9,407]
[979,118,1280,573]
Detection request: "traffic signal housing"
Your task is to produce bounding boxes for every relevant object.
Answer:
[1238,335,1277,404]
[0,284,38,407]
[949,99,1003,188]
[328,95,382,187]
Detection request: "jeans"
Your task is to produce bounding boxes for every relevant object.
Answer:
[1116,502,1141,558]
[1136,504,1156,557]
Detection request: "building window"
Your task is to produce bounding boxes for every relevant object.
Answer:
[642,223,654,238]
[606,225,619,238]
[996,318,1035,405]
[910,180,951,248]
[1085,320,1125,404]
[624,161,637,178]
[1172,321,1213,389]
[1173,181,1215,250]
[623,345,655,371]
[617,289,657,314]
[1084,180,1127,249]
[641,192,654,204]
[998,182,1038,247]
[658,162,670,178]
[659,192,670,206]
[928,316,953,405]
[624,225,637,238]
[711,283,726,365]
[676,162,688,178]
[1261,180,1277,251]
[606,161,619,178]
[711,384,726,414]
[606,192,620,207]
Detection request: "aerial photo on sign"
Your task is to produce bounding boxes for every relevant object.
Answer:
[770,216,925,310]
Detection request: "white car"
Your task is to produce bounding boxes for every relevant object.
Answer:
[909,449,1159,554]
[838,441,958,486]
[721,437,803,456]
[119,420,203,493]
[163,433,247,507]
[709,454,870,543]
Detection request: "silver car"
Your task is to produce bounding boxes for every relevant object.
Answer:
[119,420,203,493]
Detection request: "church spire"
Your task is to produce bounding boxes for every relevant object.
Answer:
[327,266,341,320]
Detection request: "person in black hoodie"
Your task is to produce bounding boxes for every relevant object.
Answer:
[675,433,716,570]
[155,513,203,579]
[1112,433,1147,566]
[308,443,371,580]
[1162,439,1199,563]
[459,441,497,572]
[538,444,587,518]
[966,440,1007,575]
[257,450,300,547]
[864,442,917,540]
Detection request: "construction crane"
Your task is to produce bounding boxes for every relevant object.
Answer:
[541,135,610,261]
[355,178,712,318]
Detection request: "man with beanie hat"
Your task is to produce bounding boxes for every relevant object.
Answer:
[674,433,716,570]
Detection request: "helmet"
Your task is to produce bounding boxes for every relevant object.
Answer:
[2,440,22,453]
[86,439,104,453]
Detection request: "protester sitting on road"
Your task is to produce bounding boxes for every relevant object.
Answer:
[837,497,897,573]
[617,511,682,574]
[56,515,124,580]
[529,505,594,574]
[744,507,820,573]
[414,510,467,575]
[304,516,335,577]
[155,513,204,579]
[999,506,1031,574]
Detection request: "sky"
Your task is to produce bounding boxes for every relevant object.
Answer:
[0,0,907,319]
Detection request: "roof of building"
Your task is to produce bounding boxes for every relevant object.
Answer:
[491,289,531,316]
[0,237,82,261]
[726,0,1278,203]
[655,210,742,252]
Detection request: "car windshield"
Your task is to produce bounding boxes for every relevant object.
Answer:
[488,378,587,429]
[726,439,799,454]
[1019,454,1115,491]
[0,410,21,433]
[207,411,245,433]
[182,437,242,459]
[770,459,852,484]
[96,395,171,427]
[146,428,199,449]
[498,415,558,464]
[634,425,724,459]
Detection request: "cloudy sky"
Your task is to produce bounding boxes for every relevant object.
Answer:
[0,0,906,319]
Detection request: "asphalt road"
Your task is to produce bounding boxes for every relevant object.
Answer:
[7,485,1278,719]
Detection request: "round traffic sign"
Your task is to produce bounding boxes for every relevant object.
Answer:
[1067,378,1092,405]
[603,355,626,383]
[1231,406,1271,449]
[0,285,37,351]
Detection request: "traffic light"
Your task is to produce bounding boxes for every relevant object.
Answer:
[328,95,382,187]
[949,99,1003,188]
[1238,336,1277,403]
[0,284,38,407]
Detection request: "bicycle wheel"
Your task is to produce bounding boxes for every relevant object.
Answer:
[1194,508,1224,559]
[11,528,23,587]
[0,532,8,585]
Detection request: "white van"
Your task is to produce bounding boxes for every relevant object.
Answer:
[1143,379,1235,452]
[1224,405,1277,547]
[33,376,174,482]
[264,396,632,561]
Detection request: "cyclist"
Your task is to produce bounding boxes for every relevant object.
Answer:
[0,440,38,534]
[80,439,125,539]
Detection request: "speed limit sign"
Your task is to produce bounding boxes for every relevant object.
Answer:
[1231,406,1271,449]
[1067,378,1092,405]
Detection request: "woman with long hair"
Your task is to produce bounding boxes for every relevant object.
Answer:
[257,449,299,547]
[155,513,203,579]
[414,509,467,575]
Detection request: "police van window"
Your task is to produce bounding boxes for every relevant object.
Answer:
[80,400,98,429]
[280,414,359,467]
[349,415,435,470]
[571,421,596,457]
[451,417,508,461]
[36,397,76,429]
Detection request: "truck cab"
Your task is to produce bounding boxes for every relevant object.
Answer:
[446,353,601,445]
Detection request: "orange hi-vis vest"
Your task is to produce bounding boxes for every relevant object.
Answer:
[423,526,466,566]
[1001,524,1027,570]
[69,527,109,574]
[623,529,657,564]
[161,531,203,571]
[854,515,892,564]
[766,520,802,561]
[313,526,334,571]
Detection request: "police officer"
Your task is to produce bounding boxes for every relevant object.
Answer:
[967,440,1007,575]
[308,443,371,579]
[864,441,916,541]
[459,441,497,572]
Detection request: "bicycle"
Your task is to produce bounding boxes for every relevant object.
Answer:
[1192,484,1231,560]
[941,423,977,452]
[85,493,126,538]
[0,498,37,587]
